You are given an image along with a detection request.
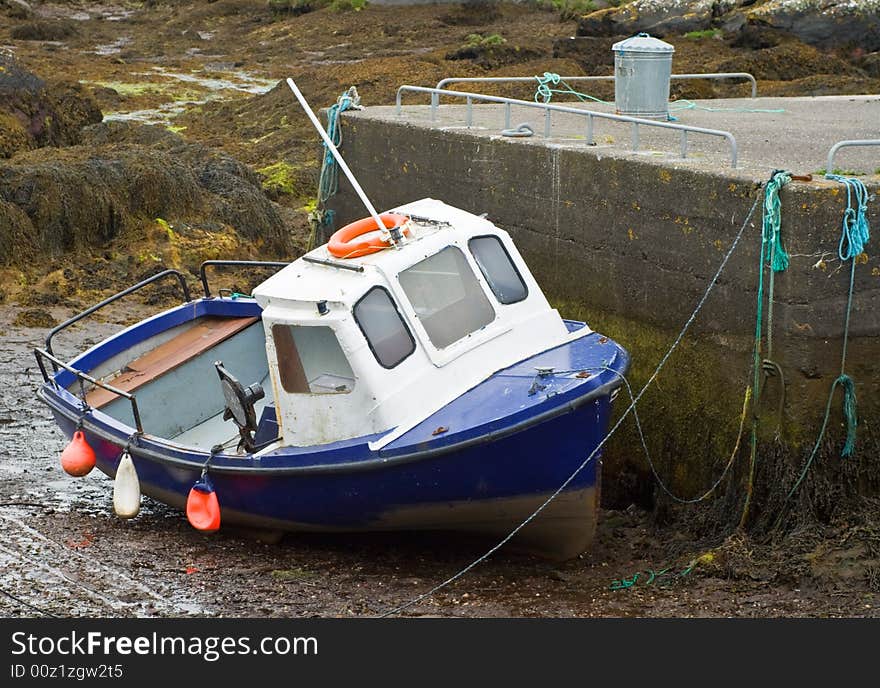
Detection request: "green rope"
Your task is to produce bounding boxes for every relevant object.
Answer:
[668,99,785,115]
[763,171,791,273]
[740,171,791,528]
[774,174,871,524]
[610,564,694,590]
[533,73,786,114]
[534,72,612,106]
[311,86,361,248]
[827,174,870,261]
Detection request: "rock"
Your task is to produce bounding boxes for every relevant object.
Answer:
[862,52,880,78]
[0,121,290,265]
[747,0,880,52]
[10,20,77,41]
[715,41,863,80]
[552,36,617,73]
[578,0,753,38]
[0,54,101,159]
[0,0,33,20]
[576,0,880,58]
[12,308,57,329]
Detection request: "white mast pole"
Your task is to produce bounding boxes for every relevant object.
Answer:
[286,77,385,232]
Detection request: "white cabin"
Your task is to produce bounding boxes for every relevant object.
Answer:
[252,198,588,449]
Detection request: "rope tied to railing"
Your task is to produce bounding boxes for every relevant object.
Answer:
[826,174,870,261]
[763,170,791,273]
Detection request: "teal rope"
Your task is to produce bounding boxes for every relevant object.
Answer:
[826,174,870,260]
[318,87,360,204]
[534,72,611,106]
[763,171,791,273]
[668,99,785,114]
[740,173,788,528]
[776,175,871,519]
[533,73,785,114]
[314,87,360,239]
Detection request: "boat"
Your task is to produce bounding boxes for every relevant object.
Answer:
[33,81,630,559]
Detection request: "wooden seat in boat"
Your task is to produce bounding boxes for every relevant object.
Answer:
[85,316,259,409]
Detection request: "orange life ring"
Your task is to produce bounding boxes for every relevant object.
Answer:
[328,213,410,259]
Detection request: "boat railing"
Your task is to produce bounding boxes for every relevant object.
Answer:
[33,347,144,434]
[826,139,880,175]
[395,85,739,168]
[199,259,289,298]
[44,268,192,360]
[435,72,759,99]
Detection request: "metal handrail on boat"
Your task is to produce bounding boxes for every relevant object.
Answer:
[198,259,289,298]
[436,72,759,99]
[34,347,144,434]
[395,85,739,168]
[44,268,192,359]
[826,139,880,175]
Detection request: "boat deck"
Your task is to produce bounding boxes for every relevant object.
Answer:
[85,316,258,408]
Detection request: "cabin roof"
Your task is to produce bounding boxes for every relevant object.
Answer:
[252,198,498,308]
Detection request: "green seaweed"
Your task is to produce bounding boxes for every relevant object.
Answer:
[257,161,298,195]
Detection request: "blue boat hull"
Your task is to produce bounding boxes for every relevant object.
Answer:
[38,298,627,559]
[48,395,607,558]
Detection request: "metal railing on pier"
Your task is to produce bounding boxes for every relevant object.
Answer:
[436,72,758,99]
[396,85,739,168]
[826,140,880,175]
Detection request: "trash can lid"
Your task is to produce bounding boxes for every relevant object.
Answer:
[612,32,675,54]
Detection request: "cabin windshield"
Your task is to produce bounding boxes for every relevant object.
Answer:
[399,246,495,349]
[353,286,415,369]
[272,324,355,394]
[468,236,528,305]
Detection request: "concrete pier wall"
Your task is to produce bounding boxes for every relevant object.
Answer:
[326,108,880,508]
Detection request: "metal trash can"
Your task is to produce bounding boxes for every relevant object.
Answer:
[612,33,675,120]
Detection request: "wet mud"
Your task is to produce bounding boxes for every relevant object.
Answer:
[1,304,878,618]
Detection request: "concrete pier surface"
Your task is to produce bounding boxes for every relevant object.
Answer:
[328,93,880,507]
[373,94,880,178]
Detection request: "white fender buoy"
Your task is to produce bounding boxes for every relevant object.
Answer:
[113,449,141,519]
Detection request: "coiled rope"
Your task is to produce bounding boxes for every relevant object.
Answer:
[309,86,361,249]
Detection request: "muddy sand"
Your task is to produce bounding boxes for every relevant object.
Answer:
[1,303,878,618]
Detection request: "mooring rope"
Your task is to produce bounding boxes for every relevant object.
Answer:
[378,191,762,617]
[309,86,361,249]
[739,170,791,528]
[773,175,872,522]
[533,72,785,114]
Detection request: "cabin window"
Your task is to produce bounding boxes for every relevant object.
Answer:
[399,246,495,349]
[468,236,528,305]
[353,286,415,369]
[272,325,355,394]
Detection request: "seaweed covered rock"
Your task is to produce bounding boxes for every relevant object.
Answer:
[0,122,291,265]
[748,0,880,52]
[715,41,863,80]
[577,0,880,51]
[0,0,33,20]
[0,53,101,159]
[577,0,751,38]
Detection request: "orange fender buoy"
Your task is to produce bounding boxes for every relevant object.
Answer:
[61,430,96,477]
[186,476,220,532]
[328,213,410,259]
